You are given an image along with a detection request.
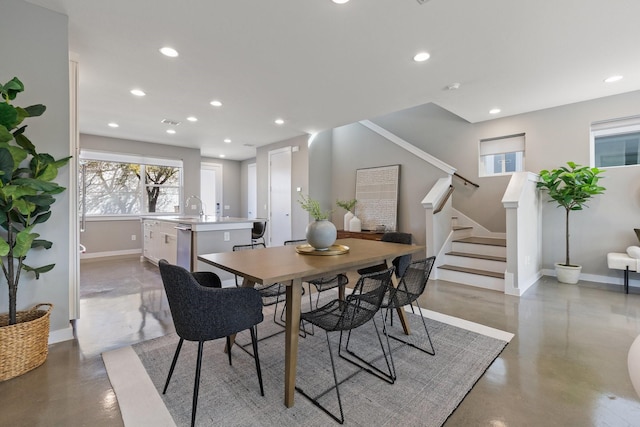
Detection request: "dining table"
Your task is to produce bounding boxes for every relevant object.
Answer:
[197,237,425,408]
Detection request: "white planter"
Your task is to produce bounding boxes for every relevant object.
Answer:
[306,219,337,250]
[555,263,581,284]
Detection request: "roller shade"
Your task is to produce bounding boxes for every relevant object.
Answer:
[479,133,525,156]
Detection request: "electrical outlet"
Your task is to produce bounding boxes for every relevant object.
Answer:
[131,234,136,241]
[223,232,230,241]
[224,205,230,210]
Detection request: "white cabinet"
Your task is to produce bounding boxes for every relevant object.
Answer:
[142,220,177,265]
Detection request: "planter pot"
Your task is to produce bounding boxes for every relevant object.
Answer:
[555,263,582,284]
[306,219,337,251]
[0,304,52,381]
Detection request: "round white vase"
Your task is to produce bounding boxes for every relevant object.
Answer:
[343,211,354,231]
[306,219,337,250]
[555,263,581,284]
[349,215,362,232]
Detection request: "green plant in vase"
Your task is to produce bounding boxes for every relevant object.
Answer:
[298,194,335,250]
[336,198,357,231]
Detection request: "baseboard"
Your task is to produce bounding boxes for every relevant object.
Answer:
[80,249,141,260]
[49,325,74,344]
[541,268,639,289]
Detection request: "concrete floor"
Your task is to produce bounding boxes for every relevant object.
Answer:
[1,256,639,426]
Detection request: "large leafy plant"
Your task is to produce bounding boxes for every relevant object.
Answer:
[0,77,70,325]
[537,161,605,267]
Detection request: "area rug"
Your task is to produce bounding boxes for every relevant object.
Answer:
[103,298,513,427]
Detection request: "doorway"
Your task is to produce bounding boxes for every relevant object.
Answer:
[268,147,292,246]
[247,162,257,218]
[201,163,223,216]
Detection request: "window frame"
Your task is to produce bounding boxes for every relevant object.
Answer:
[79,149,184,219]
[590,116,640,169]
[478,133,525,177]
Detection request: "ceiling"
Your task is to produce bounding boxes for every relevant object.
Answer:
[26,0,640,160]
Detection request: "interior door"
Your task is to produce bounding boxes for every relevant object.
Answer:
[268,147,292,246]
[201,163,222,216]
[247,162,257,218]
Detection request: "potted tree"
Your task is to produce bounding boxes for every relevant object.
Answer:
[537,161,605,284]
[298,194,336,250]
[0,77,70,381]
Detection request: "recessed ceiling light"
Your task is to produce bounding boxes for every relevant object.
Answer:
[166,129,176,134]
[108,122,119,128]
[332,0,350,3]
[210,100,222,107]
[604,75,623,83]
[159,47,179,57]
[274,118,285,125]
[219,154,226,158]
[187,116,198,122]
[489,108,501,115]
[413,51,430,62]
[224,138,232,143]
[130,89,146,97]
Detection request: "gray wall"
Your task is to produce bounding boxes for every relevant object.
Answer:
[475,90,640,279]
[80,134,201,254]
[0,1,71,332]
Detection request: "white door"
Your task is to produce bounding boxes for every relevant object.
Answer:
[201,163,222,216]
[247,163,257,218]
[268,147,292,246]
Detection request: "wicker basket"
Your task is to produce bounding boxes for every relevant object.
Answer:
[0,303,52,382]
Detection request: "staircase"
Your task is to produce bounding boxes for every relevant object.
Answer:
[437,222,506,291]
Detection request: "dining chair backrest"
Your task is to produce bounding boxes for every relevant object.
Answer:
[381,232,412,277]
[158,259,263,341]
[338,267,394,331]
[387,256,436,308]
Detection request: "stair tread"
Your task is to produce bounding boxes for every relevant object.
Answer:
[452,226,473,231]
[446,251,506,262]
[453,236,506,247]
[438,264,505,279]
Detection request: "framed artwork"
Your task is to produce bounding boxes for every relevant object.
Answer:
[355,164,400,231]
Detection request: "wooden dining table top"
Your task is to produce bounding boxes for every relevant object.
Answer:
[197,238,425,285]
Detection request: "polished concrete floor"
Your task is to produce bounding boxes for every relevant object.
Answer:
[1,256,639,426]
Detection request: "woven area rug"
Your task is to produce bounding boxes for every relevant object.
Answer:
[103,297,513,427]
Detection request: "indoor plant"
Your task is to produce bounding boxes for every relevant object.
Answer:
[0,77,70,380]
[336,198,357,231]
[537,161,605,284]
[298,194,336,250]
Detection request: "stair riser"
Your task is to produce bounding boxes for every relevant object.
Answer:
[443,255,506,273]
[451,242,506,258]
[437,269,505,291]
[452,228,473,239]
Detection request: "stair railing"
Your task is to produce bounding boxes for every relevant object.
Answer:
[453,172,479,188]
[433,185,454,214]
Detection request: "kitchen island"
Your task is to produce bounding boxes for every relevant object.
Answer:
[141,216,261,277]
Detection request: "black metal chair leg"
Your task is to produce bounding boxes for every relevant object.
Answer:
[163,338,184,394]
[340,316,395,384]
[226,336,233,365]
[386,303,435,356]
[250,326,265,396]
[191,341,204,427]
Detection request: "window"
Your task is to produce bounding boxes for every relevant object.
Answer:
[79,150,183,216]
[479,133,525,177]
[591,116,640,168]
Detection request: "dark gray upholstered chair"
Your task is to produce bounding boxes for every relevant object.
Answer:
[158,260,264,427]
[382,257,437,378]
[357,232,413,278]
[284,239,349,309]
[251,220,267,247]
[296,267,395,424]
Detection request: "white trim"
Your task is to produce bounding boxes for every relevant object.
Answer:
[81,249,141,260]
[541,268,640,288]
[69,58,80,320]
[49,325,74,344]
[359,120,456,175]
[102,346,176,427]
[79,149,183,168]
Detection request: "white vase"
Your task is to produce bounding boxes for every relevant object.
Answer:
[344,211,354,231]
[306,219,337,250]
[349,215,362,232]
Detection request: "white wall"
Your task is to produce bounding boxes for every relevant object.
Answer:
[0,0,71,336]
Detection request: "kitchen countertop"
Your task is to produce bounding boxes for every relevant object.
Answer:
[141,215,260,224]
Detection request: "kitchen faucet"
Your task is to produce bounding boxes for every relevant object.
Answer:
[185,195,206,216]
